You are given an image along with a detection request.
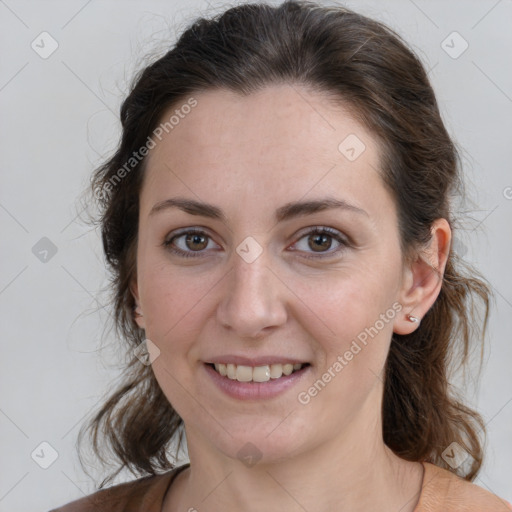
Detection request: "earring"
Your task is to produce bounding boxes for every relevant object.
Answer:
[407,314,419,323]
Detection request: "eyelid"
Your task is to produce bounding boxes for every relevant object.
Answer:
[287,226,350,259]
[163,225,351,259]
[163,227,220,258]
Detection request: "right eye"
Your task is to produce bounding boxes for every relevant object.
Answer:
[163,228,220,258]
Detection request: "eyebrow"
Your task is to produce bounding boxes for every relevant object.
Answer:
[149,196,368,223]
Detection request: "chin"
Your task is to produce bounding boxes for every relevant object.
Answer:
[201,421,311,467]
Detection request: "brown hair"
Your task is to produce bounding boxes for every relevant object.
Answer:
[78,0,491,488]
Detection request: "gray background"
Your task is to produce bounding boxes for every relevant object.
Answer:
[0,0,511,510]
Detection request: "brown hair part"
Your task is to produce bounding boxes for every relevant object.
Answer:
[79,0,491,487]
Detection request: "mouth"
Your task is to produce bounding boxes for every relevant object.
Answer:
[205,362,311,383]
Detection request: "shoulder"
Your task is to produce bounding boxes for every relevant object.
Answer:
[48,465,189,512]
[415,462,512,512]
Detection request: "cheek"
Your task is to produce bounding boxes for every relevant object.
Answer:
[298,259,400,387]
[139,263,212,347]
[139,270,211,378]
[297,278,398,421]
[140,265,210,415]
[304,263,399,335]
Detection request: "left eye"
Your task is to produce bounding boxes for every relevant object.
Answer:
[163,227,348,259]
[291,227,348,258]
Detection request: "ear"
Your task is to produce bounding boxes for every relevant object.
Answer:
[393,218,451,335]
[130,275,146,330]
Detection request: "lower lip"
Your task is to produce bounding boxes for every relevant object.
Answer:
[203,363,311,400]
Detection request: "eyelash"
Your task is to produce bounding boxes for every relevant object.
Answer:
[162,226,350,260]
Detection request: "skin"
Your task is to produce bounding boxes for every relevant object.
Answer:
[131,84,451,512]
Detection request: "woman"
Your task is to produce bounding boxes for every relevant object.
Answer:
[51,1,511,510]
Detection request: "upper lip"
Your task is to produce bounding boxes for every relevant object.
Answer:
[205,355,310,366]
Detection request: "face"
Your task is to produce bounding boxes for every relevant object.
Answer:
[131,84,414,465]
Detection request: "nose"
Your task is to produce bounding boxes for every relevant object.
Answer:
[216,249,288,339]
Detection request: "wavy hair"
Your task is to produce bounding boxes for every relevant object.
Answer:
[78,0,491,487]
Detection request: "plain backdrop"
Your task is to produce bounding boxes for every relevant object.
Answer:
[1,0,511,510]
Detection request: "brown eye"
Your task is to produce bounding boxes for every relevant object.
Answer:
[163,229,218,258]
[184,233,208,251]
[308,232,333,252]
[291,227,349,259]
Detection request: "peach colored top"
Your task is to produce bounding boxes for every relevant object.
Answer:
[50,462,512,511]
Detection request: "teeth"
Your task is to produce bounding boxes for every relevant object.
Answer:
[236,365,253,382]
[282,363,293,376]
[269,364,283,379]
[213,362,306,382]
[252,365,271,382]
[227,363,236,379]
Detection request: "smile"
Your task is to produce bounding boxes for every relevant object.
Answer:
[208,362,309,382]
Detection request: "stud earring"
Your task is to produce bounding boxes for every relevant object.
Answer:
[407,314,419,323]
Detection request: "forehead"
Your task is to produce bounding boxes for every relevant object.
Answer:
[146,84,374,165]
[140,84,390,222]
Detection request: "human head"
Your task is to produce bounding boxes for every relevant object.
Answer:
[82,0,489,486]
